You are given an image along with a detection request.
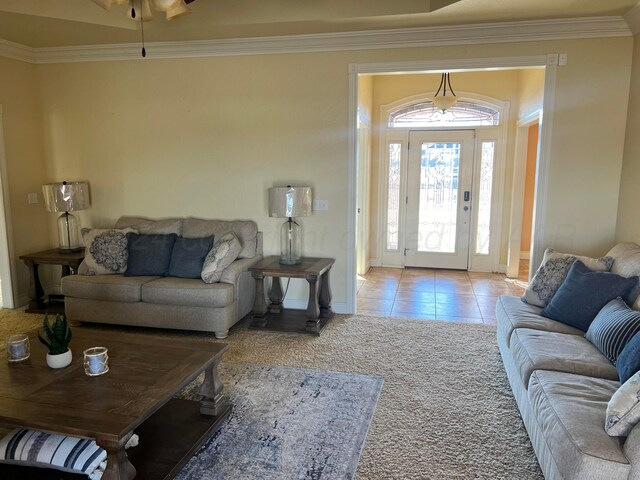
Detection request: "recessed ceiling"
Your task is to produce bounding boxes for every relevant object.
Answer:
[0,0,638,48]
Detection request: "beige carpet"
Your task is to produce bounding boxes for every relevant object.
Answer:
[1,309,543,479]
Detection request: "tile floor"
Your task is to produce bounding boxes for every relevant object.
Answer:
[357,267,527,325]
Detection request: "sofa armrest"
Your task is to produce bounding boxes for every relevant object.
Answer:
[220,256,263,285]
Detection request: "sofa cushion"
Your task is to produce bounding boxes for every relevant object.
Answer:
[617,330,640,384]
[606,370,640,437]
[182,218,257,259]
[528,370,629,479]
[607,242,640,309]
[510,328,618,388]
[168,236,214,279]
[586,297,640,362]
[115,216,183,235]
[81,228,137,275]
[540,261,638,332]
[124,233,177,277]
[201,232,242,284]
[61,274,160,303]
[523,248,613,308]
[496,295,583,348]
[141,277,234,308]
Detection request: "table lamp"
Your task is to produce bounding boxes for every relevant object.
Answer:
[268,186,312,265]
[42,181,91,253]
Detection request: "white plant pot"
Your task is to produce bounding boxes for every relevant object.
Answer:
[46,349,72,369]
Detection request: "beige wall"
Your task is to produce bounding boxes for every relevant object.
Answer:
[0,56,50,305]
[617,34,640,244]
[3,35,628,309]
[518,68,545,121]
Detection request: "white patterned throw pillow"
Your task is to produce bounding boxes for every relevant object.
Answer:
[606,371,640,437]
[201,232,242,284]
[522,249,614,307]
[81,228,137,275]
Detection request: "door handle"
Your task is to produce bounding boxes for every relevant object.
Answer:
[464,191,470,202]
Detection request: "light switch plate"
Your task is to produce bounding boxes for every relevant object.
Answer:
[27,192,38,204]
[313,200,329,211]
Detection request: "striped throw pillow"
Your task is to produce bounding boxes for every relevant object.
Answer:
[0,428,107,479]
[586,297,640,363]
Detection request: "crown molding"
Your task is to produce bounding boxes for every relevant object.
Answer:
[0,15,632,64]
[0,38,37,63]
[624,3,640,35]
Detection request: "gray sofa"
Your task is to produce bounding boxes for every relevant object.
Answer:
[497,243,640,479]
[61,216,263,339]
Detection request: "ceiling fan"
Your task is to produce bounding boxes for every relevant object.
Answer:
[92,0,198,21]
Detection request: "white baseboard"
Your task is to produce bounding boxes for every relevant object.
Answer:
[519,251,531,260]
[369,258,381,267]
[498,264,508,273]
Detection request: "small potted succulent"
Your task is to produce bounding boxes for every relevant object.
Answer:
[38,313,73,369]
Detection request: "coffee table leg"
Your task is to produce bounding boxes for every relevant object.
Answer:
[200,359,229,417]
[97,433,136,480]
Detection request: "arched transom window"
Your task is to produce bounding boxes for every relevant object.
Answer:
[388,99,500,128]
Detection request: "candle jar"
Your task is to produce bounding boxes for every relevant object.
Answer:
[7,334,30,363]
[83,347,109,376]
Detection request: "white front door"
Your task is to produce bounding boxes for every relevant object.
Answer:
[405,130,475,269]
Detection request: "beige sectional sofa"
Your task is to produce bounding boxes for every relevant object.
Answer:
[61,216,262,339]
[497,243,640,479]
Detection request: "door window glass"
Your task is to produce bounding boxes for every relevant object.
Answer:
[476,141,495,255]
[418,142,461,253]
[389,100,499,128]
[386,143,402,251]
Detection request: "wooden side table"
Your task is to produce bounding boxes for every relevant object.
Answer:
[249,256,335,335]
[19,249,85,314]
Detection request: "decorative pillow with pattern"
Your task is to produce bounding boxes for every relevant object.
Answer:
[81,228,137,275]
[606,371,640,437]
[586,297,640,362]
[201,232,242,284]
[522,249,614,307]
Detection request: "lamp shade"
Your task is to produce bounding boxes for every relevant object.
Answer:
[268,186,312,218]
[42,182,91,213]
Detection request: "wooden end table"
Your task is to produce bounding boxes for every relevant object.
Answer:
[19,249,85,314]
[249,256,335,335]
[0,327,231,480]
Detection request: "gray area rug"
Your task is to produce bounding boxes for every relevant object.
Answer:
[0,310,543,479]
[177,362,383,480]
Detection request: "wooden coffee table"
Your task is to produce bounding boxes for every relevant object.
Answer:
[0,327,231,480]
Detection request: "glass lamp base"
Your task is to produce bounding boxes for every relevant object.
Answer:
[279,257,301,266]
[280,218,302,265]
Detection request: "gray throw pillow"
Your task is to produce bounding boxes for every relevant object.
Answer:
[606,371,640,437]
[81,228,137,275]
[522,248,614,307]
[201,232,242,284]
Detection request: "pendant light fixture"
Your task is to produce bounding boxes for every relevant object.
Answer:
[432,72,458,113]
[92,0,193,20]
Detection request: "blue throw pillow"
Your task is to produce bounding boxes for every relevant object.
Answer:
[124,233,177,276]
[618,331,640,384]
[168,236,214,279]
[540,260,639,332]
[586,297,640,362]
